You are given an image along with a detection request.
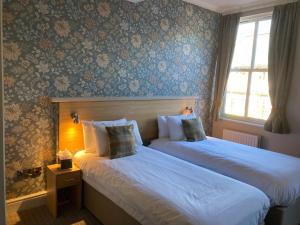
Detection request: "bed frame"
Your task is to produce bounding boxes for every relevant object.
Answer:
[265,198,300,225]
[83,181,140,225]
[52,96,300,225]
[52,96,197,154]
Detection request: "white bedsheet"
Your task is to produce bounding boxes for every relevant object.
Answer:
[150,137,300,206]
[74,146,269,225]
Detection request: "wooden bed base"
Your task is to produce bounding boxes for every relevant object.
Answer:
[83,181,141,225]
[265,198,300,225]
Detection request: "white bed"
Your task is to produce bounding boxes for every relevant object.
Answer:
[74,146,269,225]
[149,137,300,207]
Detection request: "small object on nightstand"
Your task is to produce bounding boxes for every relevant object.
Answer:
[47,164,82,218]
[60,158,72,170]
[143,139,151,147]
[57,149,73,170]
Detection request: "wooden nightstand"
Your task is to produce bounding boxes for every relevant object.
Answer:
[47,164,82,218]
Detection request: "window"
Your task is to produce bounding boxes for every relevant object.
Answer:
[223,14,272,123]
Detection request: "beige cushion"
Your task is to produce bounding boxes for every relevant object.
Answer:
[82,121,97,153]
[93,119,127,156]
[106,125,136,159]
[166,114,196,141]
[182,118,206,142]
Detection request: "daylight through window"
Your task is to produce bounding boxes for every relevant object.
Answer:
[223,15,272,122]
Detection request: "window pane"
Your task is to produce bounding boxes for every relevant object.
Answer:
[224,72,248,116]
[231,22,255,69]
[248,72,272,120]
[254,20,271,69]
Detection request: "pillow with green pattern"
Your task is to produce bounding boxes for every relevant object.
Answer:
[105,125,136,159]
[181,118,207,142]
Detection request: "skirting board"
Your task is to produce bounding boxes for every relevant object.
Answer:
[6,191,47,213]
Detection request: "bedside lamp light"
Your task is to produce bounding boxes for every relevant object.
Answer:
[183,107,193,115]
[71,113,80,124]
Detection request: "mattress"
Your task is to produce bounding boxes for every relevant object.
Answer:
[150,137,300,206]
[74,146,269,225]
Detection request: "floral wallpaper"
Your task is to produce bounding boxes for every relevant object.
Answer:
[3,0,220,199]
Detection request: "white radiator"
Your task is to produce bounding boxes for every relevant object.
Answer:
[222,129,261,147]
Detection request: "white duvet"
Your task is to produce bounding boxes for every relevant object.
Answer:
[74,146,269,225]
[150,137,300,206]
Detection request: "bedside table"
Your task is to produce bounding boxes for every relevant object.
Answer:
[47,164,82,218]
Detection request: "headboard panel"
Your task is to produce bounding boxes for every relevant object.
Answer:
[53,97,197,153]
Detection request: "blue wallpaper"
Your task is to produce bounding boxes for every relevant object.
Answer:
[3,0,220,198]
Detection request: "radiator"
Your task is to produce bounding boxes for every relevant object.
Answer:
[222,129,261,147]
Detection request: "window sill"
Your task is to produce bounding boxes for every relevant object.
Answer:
[218,116,265,128]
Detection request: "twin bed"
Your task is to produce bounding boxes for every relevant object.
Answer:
[52,97,300,225]
[150,137,300,207]
[74,147,269,225]
[150,137,300,225]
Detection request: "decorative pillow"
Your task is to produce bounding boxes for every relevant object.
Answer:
[106,125,136,159]
[166,114,196,141]
[182,118,207,142]
[127,120,143,146]
[93,119,128,156]
[82,121,97,153]
[157,115,169,138]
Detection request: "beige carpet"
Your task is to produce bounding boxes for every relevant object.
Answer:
[7,205,102,225]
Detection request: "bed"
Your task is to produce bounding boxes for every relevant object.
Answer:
[73,146,269,225]
[52,96,272,225]
[150,137,300,225]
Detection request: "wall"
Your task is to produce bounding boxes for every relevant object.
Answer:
[1,0,7,222]
[3,0,220,199]
[213,13,300,158]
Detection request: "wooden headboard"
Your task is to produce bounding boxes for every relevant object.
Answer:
[52,96,197,153]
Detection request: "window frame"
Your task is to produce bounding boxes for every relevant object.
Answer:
[221,12,273,125]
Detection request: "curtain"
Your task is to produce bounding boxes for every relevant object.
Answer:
[264,2,300,133]
[212,14,240,121]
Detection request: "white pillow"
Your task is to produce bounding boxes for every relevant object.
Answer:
[82,121,97,153]
[127,120,143,146]
[157,115,169,138]
[166,114,196,141]
[93,119,128,156]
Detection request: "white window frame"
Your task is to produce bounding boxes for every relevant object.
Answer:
[221,12,273,125]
